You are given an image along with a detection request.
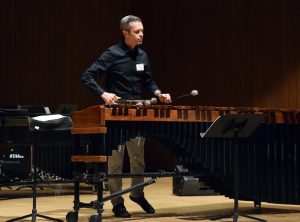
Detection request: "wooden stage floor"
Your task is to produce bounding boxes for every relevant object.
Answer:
[1,178,300,221]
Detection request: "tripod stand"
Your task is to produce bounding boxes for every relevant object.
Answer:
[200,114,266,222]
[7,114,72,222]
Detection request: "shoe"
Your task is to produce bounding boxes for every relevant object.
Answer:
[112,203,131,217]
[129,196,155,214]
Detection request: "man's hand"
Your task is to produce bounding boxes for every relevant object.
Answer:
[158,93,172,104]
[101,92,121,104]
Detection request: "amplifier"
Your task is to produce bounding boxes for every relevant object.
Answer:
[0,144,31,180]
[173,165,218,196]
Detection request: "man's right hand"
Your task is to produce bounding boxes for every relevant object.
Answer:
[101,92,121,104]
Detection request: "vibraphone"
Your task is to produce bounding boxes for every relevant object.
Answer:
[72,104,300,207]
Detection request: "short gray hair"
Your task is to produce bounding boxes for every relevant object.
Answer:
[120,15,142,32]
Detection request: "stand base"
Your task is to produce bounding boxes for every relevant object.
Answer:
[211,212,267,222]
[7,212,63,222]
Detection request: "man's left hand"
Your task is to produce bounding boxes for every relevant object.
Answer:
[158,93,172,103]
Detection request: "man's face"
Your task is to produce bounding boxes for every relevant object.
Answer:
[123,21,144,49]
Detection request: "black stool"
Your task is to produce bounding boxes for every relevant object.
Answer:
[7,114,72,222]
[66,154,108,222]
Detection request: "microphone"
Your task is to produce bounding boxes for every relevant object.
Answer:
[174,90,198,100]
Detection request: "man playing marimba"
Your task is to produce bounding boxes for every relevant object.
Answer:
[81,15,171,218]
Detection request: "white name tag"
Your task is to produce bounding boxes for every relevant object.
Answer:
[136,64,144,71]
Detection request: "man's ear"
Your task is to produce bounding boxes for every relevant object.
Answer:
[122,30,129,38]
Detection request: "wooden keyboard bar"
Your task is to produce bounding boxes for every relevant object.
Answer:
[71,155,107,163]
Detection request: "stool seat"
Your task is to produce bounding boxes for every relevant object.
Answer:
[71,155,107,163]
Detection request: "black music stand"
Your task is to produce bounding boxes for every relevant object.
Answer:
[7,114,72,222]
[200,114,266,222]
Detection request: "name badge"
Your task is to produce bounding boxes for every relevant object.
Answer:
[136,64,144,71]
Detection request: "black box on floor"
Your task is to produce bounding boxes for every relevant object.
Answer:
[173,165,217,196]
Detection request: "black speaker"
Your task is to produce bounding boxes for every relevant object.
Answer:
[173,165,218,196]
[0,144,31,180]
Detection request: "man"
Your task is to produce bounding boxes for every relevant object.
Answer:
[81,15,171,217]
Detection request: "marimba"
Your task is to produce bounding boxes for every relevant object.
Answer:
[72,105,300,205]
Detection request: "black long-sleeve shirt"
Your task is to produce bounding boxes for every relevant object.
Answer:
[81,42,160,100]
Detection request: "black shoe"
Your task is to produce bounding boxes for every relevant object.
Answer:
[129,196,155,214]
[112,203,131,217]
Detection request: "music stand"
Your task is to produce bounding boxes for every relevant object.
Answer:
[7,114,72,222]
[200,114,266,222]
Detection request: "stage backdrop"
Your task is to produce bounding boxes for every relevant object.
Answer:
[1,0,300,111]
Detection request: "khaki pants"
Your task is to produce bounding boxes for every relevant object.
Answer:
[108,137,145,206]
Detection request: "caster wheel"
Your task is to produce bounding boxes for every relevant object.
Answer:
[89,215,101,222]
[66,211,78,222]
